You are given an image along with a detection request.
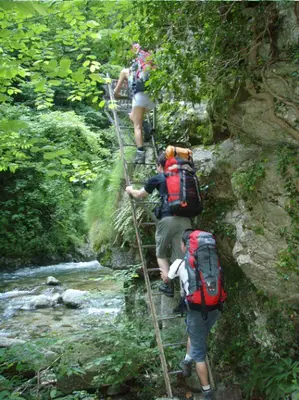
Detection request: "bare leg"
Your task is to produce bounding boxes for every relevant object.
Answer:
[130,106,146,148]
[196,361,209,387]
[157,257,169,280]
[114,68,129,97]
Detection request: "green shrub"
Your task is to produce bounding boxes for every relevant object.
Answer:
[232,160,266,200]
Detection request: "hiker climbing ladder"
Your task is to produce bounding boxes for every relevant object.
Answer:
[105,75,216,399]
[106,75,178,398]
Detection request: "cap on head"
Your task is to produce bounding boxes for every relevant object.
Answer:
[132,43,141,53]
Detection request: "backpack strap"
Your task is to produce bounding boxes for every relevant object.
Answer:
[200,284,208,321]
[180,169,187,204]
[175,258,185,275]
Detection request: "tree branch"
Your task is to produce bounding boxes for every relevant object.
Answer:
[262,66,299,117]
[245,79,299,143]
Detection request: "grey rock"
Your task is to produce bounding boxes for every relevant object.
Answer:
[46,276,61,286]
[62,289,87,308]
[30,295,55,309]
[193,139,299,299]
[0,337,26,348]
[98,246,140,270]
[0,288,38,299]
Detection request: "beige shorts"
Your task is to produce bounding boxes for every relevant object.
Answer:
[155,216,192,261]
[132,92,155,110]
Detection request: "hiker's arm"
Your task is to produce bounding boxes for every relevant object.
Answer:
[114,68,128,97]
[125,186,148,199]
[161,270,169,283]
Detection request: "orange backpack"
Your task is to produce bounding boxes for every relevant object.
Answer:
[165,145,193,161]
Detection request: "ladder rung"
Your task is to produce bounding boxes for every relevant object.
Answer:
[116,96,131,100]
[117,108,132,112]
[163,341,186,348]
[134,200,160,205]
[126,162,156,166]
[142,244,156,248]
[140,222,156,226]
[146,268,160,272]
[129,180,145,185]
[157,315,183,321]
[168,370,182,376]
[123,144,153,148]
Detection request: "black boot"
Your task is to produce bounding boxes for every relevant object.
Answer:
[159,282,174,297]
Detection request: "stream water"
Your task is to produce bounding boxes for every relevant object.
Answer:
[0,260,124,341]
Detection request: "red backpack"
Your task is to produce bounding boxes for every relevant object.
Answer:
[164,157,203,218]
[185,230,227,318]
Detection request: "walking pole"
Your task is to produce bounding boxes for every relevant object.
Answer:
[206,354,215,390]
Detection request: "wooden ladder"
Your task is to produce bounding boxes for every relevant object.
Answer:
[105,75,189,398]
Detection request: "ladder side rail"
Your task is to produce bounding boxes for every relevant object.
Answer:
[151,108,158,159]
[106,75,173,398]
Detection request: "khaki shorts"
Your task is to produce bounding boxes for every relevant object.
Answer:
[132,92,155,110]
[155,216,192,261]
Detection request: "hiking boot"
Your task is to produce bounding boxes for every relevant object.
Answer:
[201,389,214,400]
[179,360,192,378]
[158,282,174,297]
[134,150,145,164]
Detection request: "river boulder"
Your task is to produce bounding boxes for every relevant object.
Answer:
[0,337,26,348]
[62,289,87,308]
[46,276,61,286]
[29,295,56,309]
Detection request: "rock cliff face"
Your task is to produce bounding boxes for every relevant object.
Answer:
[195,3,299,304]
[193,141,298,302]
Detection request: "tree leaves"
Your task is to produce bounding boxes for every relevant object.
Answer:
[43,149,71,160]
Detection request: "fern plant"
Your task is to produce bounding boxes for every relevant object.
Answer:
[244,356,299,400]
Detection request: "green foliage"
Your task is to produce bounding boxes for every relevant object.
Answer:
[54,318,164,399]
[210,262,297,399]
[200,188,236,240]
[244,356,299,400]
[113,196,143,247]
[276,247,298,278]
[0,338,59,400]
[232,160,267,200]
[0,104,112,262]
[85,148,134,250]
[276,146,299,276]
[156,101,209,146]
[0,1,134,109]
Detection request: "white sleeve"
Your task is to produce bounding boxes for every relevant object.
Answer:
[168,259,183,280]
